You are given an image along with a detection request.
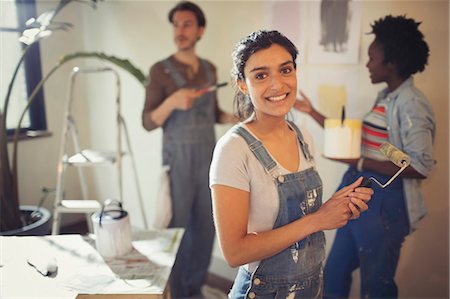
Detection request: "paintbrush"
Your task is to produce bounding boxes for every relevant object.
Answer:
[341,105,346,126]
[198,82,228,93]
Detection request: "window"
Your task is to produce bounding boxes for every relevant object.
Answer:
[1,0,47,137]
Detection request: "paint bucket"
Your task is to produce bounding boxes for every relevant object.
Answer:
[91,199,132,258]
[324,118,362,158]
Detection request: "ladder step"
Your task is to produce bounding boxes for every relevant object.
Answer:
[56,200,101,213]
[65,149,119,166]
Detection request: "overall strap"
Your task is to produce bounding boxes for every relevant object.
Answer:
[232,125,277,175]
[162,58,186,88]
[286,120,314,162]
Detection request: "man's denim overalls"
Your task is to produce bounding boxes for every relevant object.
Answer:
[229,122,326,299]
[162,58,216,298]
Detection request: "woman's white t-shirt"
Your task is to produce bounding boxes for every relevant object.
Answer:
[209,123,316,272]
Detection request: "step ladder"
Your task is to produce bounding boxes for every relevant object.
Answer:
[51,66,147,235]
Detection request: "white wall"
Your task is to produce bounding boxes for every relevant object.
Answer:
[13,1,448,297]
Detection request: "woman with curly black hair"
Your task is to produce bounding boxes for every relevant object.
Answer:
[295,15,436,298]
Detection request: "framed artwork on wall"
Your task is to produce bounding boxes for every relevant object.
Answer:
[307,0,362,64]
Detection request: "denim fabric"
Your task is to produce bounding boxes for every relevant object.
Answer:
[324,167,409,299]
[162,58,216,298]
[229,122,325,299]
[230,265,323,299]
[377,77,436,231]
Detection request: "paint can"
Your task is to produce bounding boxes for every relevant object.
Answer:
[91,199,132,258]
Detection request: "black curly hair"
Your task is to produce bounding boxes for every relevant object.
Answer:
[370,15,429,79]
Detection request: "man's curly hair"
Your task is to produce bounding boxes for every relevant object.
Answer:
[371,15,429,79]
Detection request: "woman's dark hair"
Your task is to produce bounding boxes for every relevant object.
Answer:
[168,1,206,27]
[370,15,429,79]
[231,30,299,121]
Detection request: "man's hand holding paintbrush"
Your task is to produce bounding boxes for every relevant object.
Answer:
[166,82,228,111]
[197,82,228,94]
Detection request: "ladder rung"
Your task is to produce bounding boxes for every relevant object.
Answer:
[65,149,119,165]
[56,200,101,213]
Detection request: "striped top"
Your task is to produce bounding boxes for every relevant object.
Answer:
[361,98,389,160]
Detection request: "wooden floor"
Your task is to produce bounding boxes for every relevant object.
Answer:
[61,220,233,296]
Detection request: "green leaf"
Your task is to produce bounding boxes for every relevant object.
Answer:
[60,52,147,86]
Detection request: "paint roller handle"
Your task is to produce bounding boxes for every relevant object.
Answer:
[360,176,373,188]
[356,157,372,187]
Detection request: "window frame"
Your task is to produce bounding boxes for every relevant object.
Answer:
[5,0,47,137]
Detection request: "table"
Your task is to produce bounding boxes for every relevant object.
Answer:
[0,228,183,299]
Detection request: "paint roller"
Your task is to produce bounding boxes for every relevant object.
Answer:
[360,142,411,188]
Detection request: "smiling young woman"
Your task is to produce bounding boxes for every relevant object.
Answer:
[209,30,373,299]
[238,43,297,121]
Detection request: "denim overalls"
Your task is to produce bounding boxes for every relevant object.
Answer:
[161,58,216,298]
[324,167,409,298]
[229,121,326,299]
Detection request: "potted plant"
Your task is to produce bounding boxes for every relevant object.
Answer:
[1,0,147,234]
